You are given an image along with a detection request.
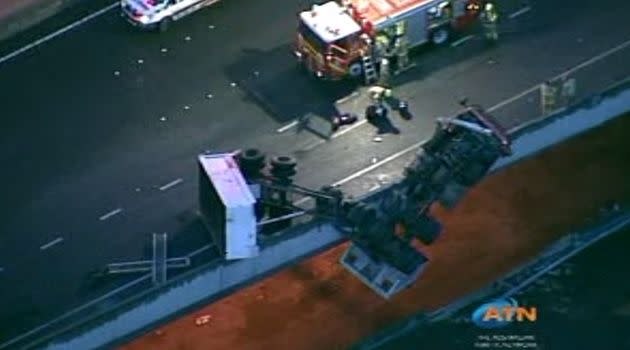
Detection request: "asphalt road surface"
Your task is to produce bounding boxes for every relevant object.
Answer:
[1,0,630,342]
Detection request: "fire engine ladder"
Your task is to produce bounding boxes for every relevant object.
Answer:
[361,53,378,85]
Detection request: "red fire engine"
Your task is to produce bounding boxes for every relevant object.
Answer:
[294,0,483,81]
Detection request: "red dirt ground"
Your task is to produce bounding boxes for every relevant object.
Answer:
[120,116,630,350]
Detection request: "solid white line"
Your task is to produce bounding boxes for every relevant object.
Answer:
[332,119,367,138]
[332,142,420,187]
[159,178,184,191]
[40,237,64,251]
[451,35,475,47]
[99,208,123,221]
[186,243,214,258]
[509,6,531,19]
[326,37,630,149]
[295,38,630,205]
[488,37,630,112]
[276,120,299,133]
[0,2,118,65]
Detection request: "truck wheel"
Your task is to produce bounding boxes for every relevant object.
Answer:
[430,27,450,45]
[159,17,172,33]
[348,61,363,78]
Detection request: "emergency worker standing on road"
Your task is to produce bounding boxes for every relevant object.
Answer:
[481,2,499,43]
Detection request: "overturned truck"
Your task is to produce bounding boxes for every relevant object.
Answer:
[340,104,512,298]
[198,103,511,299]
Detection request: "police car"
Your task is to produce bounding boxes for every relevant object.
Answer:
[121,0,220,31]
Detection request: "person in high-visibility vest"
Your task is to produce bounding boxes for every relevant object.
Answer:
[374,34,391,60]
[481,2,499,42]
[541,80,558,115]
[393,36,410,73]
[560,76,577,106]
[392,21,409,73]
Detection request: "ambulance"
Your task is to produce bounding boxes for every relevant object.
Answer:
[121,0,220,31]
[295,0,483,80]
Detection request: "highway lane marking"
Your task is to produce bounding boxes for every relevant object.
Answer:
[0,2,118,65]
[490,37,630,112]
[160,178,184,191]
[312,36,630,150]
[451,35,475,47]
[99,208,123,221]
[277,120,299,133]
[295,38,630,204]
[509,6,531,19]
[40,237,64,251]
[186,243,215,257]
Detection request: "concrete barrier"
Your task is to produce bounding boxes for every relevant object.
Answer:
[10,80,630,349]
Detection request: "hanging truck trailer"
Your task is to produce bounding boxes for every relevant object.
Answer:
[294,0,483,81]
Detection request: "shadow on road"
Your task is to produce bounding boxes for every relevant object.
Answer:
[224,44,358,125]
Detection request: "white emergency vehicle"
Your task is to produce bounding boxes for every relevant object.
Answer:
[121,0,220,31]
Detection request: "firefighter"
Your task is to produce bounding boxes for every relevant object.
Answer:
[366,85,389,123]
[375,33,392,61]
[393,36,410,74]
[392,21,409,73]
[481,2,499,43]
[541,80,558,115]
[560,75,577,106]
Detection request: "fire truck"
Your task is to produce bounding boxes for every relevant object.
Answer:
[121,0,220,32]
[294,0,483,81]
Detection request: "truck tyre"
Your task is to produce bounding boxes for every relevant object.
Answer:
[430,26,450,45]
[348,61,363,78]
[270,155,297,170]
[159,17,172,33]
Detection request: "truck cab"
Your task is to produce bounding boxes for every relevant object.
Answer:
[295,2,368,80]
[295,0,483,81]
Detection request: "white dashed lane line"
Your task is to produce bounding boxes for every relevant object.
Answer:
[159,178,184,191]
[99,208,123,221]
[40,237,64,251]
[276,120,300,133]
[509,6,532,19]
[450,34,476,47]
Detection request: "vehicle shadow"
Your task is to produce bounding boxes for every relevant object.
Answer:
[224,44,358,125]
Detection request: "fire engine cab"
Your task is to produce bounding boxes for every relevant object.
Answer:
[121,0,220,32]
[295,0,483,81]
